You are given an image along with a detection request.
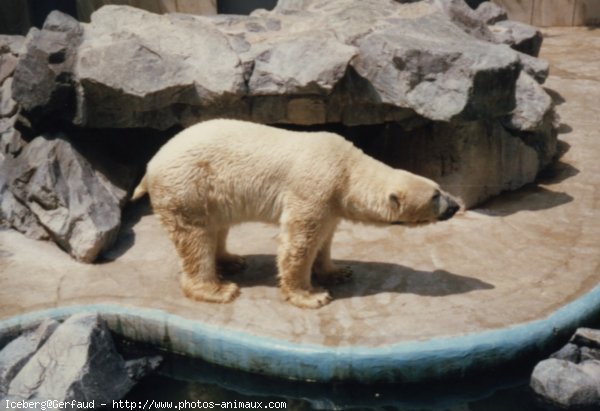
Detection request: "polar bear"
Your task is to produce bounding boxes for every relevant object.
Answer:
[132,119,459,309]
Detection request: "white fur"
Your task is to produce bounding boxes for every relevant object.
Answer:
[134,119,458,308]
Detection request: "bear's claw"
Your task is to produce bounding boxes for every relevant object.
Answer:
[284,287,332,309]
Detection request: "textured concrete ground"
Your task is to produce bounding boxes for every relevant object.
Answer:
[1,27,599,348]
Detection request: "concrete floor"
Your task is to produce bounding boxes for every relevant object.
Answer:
[1,27,599,349]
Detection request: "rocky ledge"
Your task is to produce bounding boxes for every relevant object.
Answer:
[0,0,557,263]
[0,313,161,406]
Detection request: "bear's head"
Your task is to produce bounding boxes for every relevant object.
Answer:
[387,171,460,225]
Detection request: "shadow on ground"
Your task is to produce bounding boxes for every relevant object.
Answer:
[100,199,153,262]
[473,184,574,217]
[231,254,494,299]
[544,87,566,105]
[473,139,578,217]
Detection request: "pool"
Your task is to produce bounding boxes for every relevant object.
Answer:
[117,344,549,411]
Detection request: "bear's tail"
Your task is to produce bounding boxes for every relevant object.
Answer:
[131,174,148,202]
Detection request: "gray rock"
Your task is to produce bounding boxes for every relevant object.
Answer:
[579,360,600,380]
[0,53,18,86]
[581,347,600,362]
[431,0,496,42]
[74,7,245,129]
[0,35,25,56]
[0,319,59,395]
[530,359,600,409]
[0,189,48,240]
[0,115,26,159]
[11,1,549,129]
[374,118,549,208]
[246,31,357,96]
[503,71,553,132]
[11,12,82,125]
[474,1,508,25]
[490,20,543,57]
[0,113,47,240]
[351,13,520,122]
[551,343,581,363]
[518,52,549,84]
[0,78,17,117]
[0,134,129,262]
[571,328,600,350]
[7,313,135,403]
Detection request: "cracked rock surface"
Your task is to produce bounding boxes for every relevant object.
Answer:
[1,313,161,404]
[0,134,133,262]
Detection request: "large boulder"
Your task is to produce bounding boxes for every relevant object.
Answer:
[0,134,134,262]
[0,319,59,396]
[531,359,600,410]
[372,118,550,207]
[5,313,159,403]
[11,11,82,127]
[531,328,600,410]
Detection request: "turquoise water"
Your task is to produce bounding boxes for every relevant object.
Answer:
[121,351,549,411]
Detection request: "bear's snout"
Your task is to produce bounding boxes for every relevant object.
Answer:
[438,196,460,221]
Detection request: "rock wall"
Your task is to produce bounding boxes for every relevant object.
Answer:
[0,0,558,263]
[15,0,550,130]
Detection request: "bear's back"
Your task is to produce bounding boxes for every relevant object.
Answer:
[149,119,357,179]
[146,119,360,223]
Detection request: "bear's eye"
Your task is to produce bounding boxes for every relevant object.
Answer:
[431,191,441,202]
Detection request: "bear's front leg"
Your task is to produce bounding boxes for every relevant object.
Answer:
[277,215,332,309]
[161,215,240,303]
[312,227,353,286]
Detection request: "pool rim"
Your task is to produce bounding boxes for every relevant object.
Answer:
[1,283,599,383]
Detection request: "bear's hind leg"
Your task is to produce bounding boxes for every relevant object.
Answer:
[158,212,240,303]
[312,226,353,286]
[216,227,247,275]
[278,215,332,309]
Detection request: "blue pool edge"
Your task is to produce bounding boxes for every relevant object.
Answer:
[1,283,600,383]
